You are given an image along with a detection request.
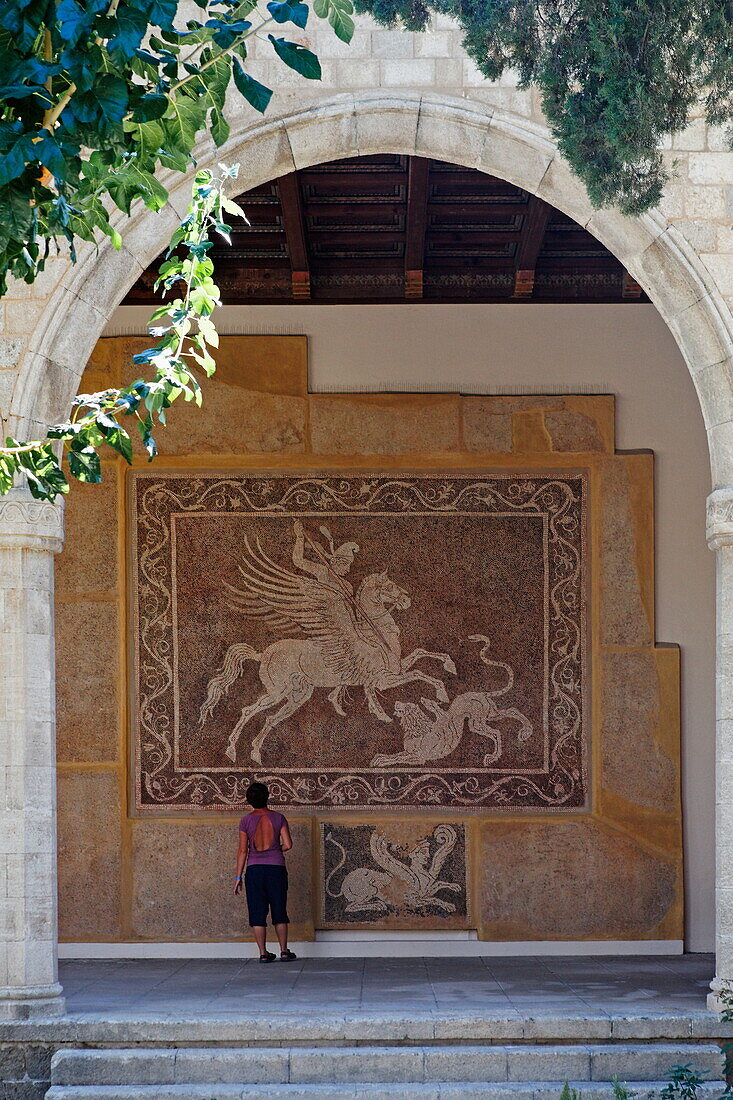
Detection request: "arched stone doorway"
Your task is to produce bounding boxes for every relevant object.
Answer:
[2,93,732,1018]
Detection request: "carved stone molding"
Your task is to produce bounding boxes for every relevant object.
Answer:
[0,488,65,553]
[706,488,733,550]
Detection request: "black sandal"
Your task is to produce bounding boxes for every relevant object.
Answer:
[259,951,276,963]
[279,949,297,961]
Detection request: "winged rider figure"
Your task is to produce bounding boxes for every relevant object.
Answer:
[198,521,457,764]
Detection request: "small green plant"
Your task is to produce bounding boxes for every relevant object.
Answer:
[560,1084,584,1100]
[660,1064,709,1100]
[612,1077,638,1100]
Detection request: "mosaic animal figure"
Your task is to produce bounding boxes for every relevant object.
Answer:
[324,832,392,913]
[198,522,456,764]
[325,825,462,914]
[370,635,533,768]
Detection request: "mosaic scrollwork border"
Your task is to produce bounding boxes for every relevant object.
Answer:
[131,471,589,811]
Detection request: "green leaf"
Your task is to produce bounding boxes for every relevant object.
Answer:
[90,74,130,123]
[68,448,102,483]
[0,184,34,246]
[149,304,171,322]
[131,93,169,122]
[210,108,230,146]
[104,224,123,250]
[106,163,168,215]
[314,0,354,41]
[35,135,67,180]
[328,2,354,42]
[162,93,206,158]
[194,54,231,116]
[268,36,322,79]
[267,0,309,29]
[191,348,216,376]
[189,286,216,314]
[104,424,134,464]
[197,315,219,347]
[0,133,32,188]
[137,414,158,458]
[231,60,273,113]
[220,195,247,220]
[57,0,95,46]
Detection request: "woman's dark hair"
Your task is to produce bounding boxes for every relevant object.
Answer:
[246,782,269,808]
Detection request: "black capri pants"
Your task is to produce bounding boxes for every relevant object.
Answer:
[244,864,290,926]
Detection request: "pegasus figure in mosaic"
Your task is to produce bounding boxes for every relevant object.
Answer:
[198,520,456,764]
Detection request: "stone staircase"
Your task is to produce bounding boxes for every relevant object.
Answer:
[45,1042,728,1099]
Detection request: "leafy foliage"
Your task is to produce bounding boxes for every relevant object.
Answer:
[354,0,733,215]
[0,0,354,295]
[659,1064,710,1100]
[0,166,241,502]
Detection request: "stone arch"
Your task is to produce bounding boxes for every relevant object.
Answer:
[13,90,733,483]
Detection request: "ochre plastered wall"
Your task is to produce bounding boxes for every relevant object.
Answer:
[55,335,682,943]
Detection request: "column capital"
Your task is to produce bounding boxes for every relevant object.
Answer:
[0,488,64,553]
[707,488,733,550]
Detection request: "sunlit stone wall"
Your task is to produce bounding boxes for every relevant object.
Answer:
[54,335,683,945]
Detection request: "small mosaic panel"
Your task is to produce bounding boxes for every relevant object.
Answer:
[131,471,589,810]
[320,821,469,929]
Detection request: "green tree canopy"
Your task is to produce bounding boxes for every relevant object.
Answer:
[1,165,243,501]
[356,0,733,215]
[2,0,731,502]
[0,0,354,295]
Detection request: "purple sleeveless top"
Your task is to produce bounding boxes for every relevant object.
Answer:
[239,810,287,866]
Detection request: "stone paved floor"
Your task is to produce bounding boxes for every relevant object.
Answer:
[58,954,714,1018]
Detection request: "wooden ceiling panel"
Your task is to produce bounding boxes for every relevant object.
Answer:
[122,156,649,305]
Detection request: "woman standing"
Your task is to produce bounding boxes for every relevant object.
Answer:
[234,782,297,963]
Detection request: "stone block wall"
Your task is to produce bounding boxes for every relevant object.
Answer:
[54,335,683,944]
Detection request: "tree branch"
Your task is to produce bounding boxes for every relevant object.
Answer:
[41,81,77,131]
[167,16,274,97]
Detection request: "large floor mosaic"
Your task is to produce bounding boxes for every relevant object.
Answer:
[131,471,589,811]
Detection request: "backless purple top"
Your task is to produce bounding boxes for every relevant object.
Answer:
[239,810,287,866]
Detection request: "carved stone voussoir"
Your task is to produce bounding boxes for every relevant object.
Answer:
[0,488,65,552]
[707,488,733,550]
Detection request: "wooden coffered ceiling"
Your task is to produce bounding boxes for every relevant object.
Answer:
[124,154,648,305]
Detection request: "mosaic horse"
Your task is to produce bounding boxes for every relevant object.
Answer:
[198,535,456,764]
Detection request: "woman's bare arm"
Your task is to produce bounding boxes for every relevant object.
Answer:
[280,822,293,853]
[234,831,248,893]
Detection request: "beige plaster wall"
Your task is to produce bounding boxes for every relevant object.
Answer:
[105,302,715,951]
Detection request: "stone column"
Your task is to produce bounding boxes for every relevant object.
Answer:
[708,487,733,1012]
[0,487,65,1019]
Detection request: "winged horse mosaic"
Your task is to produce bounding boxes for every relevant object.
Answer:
[198,520,458,764]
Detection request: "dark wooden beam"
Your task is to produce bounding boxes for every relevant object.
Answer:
[278,172,310,300]
[622,270,643,299]
[513,195,551,298]
[405,157,430,299]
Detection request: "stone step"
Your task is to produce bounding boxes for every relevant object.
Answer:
[43,1082,731,1100]
[50,1043,726,1087]
[5,1011,728,1046]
